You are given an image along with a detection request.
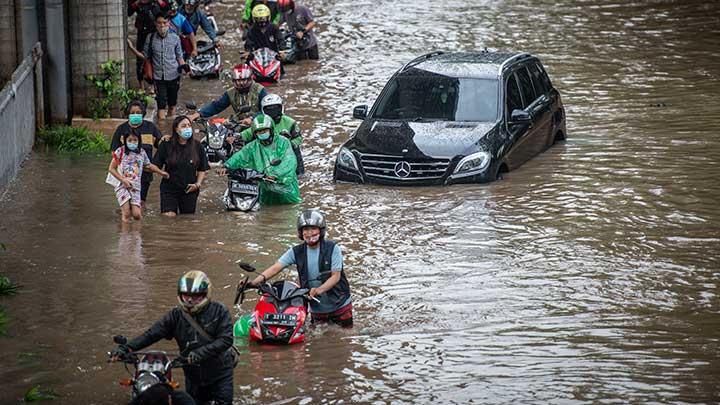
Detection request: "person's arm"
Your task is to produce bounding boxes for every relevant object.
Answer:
[108,153,131,190]
[126,310,177,352]
[257,88,268,110]
[186,27,198,56]
[188,305,233,362]
[110,126,123,151]
[175,37,186,66]
[200,12,217,41]
[152,124,163,148]
[310,245,343,298]
[152,141,167,168]
[249,262,286,286]
[198,92,231,117]
[141,35,152,60]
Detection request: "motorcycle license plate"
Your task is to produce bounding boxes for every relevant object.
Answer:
[263,313,297,326]
[231,183,258,194]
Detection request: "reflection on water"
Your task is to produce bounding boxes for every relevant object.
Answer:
[1,0,719,403]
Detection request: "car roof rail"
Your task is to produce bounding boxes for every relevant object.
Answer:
[400,51,445,72]
[499,53,532,72]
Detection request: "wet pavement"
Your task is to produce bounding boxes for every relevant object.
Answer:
[1,0,719,403]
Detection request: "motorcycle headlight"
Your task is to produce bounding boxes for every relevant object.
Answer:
[453,151,491,175]
[136,372,161,394]
[209,133,224,149]
[337,147,359,171]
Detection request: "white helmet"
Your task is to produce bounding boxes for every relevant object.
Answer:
[261,94,284,121]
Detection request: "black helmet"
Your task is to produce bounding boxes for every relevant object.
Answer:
[177,271,212,313]
[297,210,326,240]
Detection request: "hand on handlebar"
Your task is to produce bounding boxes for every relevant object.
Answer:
[217,167,227,176]
[109,345,130,362]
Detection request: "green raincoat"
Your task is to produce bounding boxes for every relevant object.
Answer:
[224,134,301,205]
[240,115,303,148]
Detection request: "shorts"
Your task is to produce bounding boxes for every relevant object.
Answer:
[115,184,141,207]
[311,302,353,328]
[160,189,199,214]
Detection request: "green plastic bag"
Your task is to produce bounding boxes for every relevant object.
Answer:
[234,314,253,339]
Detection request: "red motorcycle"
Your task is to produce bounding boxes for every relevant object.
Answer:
[246,48,282,86]
[234,263,319,344]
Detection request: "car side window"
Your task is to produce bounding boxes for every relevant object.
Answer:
[528,63,549,96]
[516,67,536,108]
[535,62,553,92]
[505,74,523,117]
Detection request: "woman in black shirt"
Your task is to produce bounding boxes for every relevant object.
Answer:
[153,115,209,216]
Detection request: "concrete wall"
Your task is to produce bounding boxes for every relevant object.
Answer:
[0,2,18,87]
[44,0,71,123]
[68,0,127,117]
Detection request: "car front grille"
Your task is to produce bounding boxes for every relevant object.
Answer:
[359,153,451,181]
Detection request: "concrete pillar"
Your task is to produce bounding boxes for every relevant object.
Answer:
[67,0,127,117]
[15,0,40,56]
[0,1,18,86]
[44,0,71,123]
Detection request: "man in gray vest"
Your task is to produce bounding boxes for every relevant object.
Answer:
[190,64,267,127]
[243,210,353,327]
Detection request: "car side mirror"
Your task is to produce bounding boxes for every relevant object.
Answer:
[509,109,532,125]
[353,105,368,120]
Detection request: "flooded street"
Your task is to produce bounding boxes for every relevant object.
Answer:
[2,0,720,403]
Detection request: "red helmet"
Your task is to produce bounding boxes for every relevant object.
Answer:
[231,64,253,81]
[278,0,294,12]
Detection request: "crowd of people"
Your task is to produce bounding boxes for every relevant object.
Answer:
[112,0,318,220]
[108,3,348,404]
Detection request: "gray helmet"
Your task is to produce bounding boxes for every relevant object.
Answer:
[297,209,326,239]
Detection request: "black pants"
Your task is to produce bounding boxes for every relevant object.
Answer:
[185,371,233,405]
[293,145,305,175]
[160,189,199,214]
[155,78,180,109]
[297,44,319,60]
[135,32,150,84]
[140,180,151,202]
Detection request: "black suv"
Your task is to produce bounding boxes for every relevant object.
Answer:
[333,51,566,185]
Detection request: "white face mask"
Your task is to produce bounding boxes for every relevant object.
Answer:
[304,234,320,245]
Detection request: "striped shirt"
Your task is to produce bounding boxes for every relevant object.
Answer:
[143,32,183,81]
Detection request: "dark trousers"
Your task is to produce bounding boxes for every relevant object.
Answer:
[160,189,199,214]
[297,44,319,60]
[140,180,151,202]
[155,78,180,109]
[185,370,233,405]
[135,33,150,84]
[293,145,304,175]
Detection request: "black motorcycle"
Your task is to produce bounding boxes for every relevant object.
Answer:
[189,39,223,79]
[223,159,281,212]
[279,28,301,65]
[186,102,250,164]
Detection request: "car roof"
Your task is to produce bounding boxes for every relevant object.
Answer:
[401,51,531,79]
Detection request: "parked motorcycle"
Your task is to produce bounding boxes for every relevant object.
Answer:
[188,40,222,79]
[247,48,282,86]
[107,335,186,400]
[233,262,319,344]
[279,28,300,65]
[186,102,250,164]
[223,159,281,212]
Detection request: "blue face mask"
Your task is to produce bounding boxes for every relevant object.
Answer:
[126,142,139,151]
[129,114,143,126]
[256,132,271,141]
[180,128,193,139]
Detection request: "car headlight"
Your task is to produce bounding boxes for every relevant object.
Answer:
[453,151,491,175]
[337,147,359,171]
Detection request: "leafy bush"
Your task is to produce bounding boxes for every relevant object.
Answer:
[86,60,153,119]
[24,385,59,402]
[0,276,19,296]
[37,126,110,154]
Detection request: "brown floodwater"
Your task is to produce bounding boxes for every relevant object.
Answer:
[1,0,719,403]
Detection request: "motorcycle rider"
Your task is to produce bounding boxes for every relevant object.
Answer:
[110,271,235,405]
[219,114,302,205]
[244,4,283,54]
[243,210,353,327]
[278,0,319,60]
[190,64,267,128]
[179,0,219,47]
[239,94,304,175]
[242,0,281,30]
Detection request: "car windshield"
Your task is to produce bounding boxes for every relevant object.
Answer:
[372,70,498,122]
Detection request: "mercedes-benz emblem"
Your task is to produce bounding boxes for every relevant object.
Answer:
[394,161,411,178]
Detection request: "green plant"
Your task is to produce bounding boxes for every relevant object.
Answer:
[0,307,7,336]
[37,126,110,154]
[0,276,20,296]
[86,60,152,119]
[24,385,59,402]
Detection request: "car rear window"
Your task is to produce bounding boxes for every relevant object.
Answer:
[372,71,498,122]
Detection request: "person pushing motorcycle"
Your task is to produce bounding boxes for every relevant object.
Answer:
[238,94,304,175]
[219,114,302,205]
[242,210,353,327]
[110,271,235,405]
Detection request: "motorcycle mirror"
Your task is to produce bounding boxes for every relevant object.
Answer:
[236,261,257,272]
[185,101,197,110]
[216,29,226,36]
[113,335,128,345]
[270,158,281,166]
